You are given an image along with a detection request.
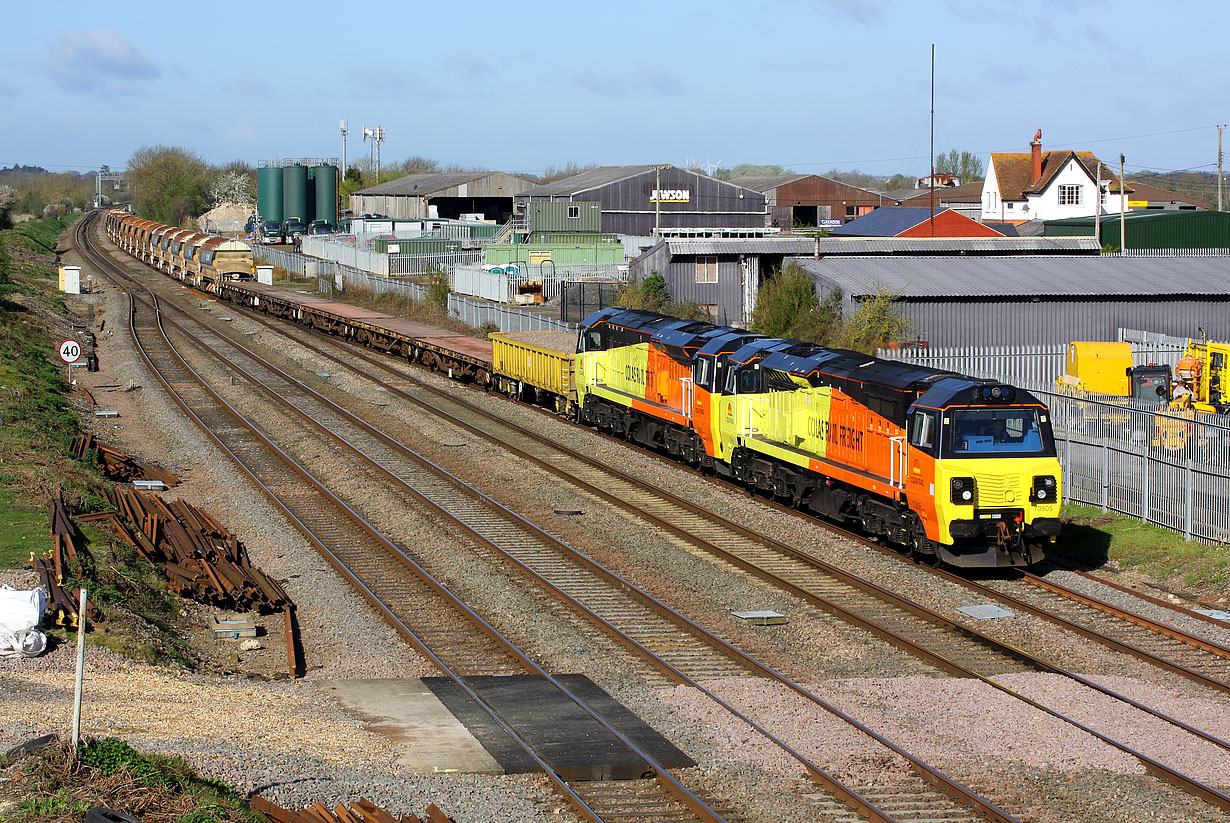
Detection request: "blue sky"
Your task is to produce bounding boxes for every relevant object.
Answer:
[1,0,1224,181]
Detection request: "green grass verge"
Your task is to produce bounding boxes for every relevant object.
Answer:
[5,737,264,823]
[0,488,50,569]
[1057,503,1230,593]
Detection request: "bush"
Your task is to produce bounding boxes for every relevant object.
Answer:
[425,267,448,310]
[0,240,10,285]
[750,262,842,344]
[617,272,711,322]
[837,286,913,353]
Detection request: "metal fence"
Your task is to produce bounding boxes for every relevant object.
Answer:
[879,339,1230,544]
[562,281,623,324]
[453,264,626,305]
[314,269,574,333]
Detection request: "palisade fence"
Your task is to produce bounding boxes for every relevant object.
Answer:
[879,338,1230,545]
[313,269,573,333]
[296,236,484,277]
[253,243,580,333]
[453,264,626,304]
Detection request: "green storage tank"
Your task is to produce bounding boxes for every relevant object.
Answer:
[282,165,309,223]
[313,164,337,226]
[257,167,284,224]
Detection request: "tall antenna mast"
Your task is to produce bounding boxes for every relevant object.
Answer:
[339,119,349,178]
[929,43,935,237]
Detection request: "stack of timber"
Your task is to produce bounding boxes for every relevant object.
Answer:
[81,487,303,678]
[250,796,452,823]
[69,433,179,487]
[30,490,103,627]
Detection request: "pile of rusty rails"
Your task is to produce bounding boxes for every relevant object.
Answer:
[250,796,451,823]
[30,490,102,627]
[69,433,180,487]
[79,487,302,678]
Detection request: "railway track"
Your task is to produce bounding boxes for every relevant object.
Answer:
[80,216,1031,823]
[134,247,1230,811]
[83,214,1230,819]
[200,269,1230,779]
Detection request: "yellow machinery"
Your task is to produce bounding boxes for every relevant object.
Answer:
[1057,342,1170,401]
[1173,339,1230,414]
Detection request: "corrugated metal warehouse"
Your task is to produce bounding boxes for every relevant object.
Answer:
[793,254,1230,346]
[1044,210,1230,249]
[350,171,534,222]
[633,237,1100,328]
[727,174,891,228]
[632,238,815,325]
[514,165,767,236]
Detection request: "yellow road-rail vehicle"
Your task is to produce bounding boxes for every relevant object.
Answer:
[105,210,253,289]
[559,308,1062,568]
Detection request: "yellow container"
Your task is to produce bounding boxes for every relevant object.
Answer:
[490,331,577,404]
[1058,341,1132,396]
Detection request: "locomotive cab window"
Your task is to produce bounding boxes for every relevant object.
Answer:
[946,408,1050,457]
[737,368,762,394]
[584,327,605,351]
[909,410,938,455]
[692,357,713,390]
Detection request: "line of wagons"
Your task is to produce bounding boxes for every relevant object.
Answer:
[106,211,254,288]
[102,208,1062,570]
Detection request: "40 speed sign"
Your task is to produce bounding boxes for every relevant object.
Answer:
[58,339,83,364]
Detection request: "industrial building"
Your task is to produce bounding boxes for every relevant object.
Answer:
[829,207,1006,238]
[726,174,891,229]
[350,171,534,222]
[792,254,1230,347]
[1044,210,1230,250]
[514,165,767,237]
[634,237,1098,328]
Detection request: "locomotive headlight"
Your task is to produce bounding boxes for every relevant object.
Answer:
[950,477,975,504]
[1031,475,1057,503]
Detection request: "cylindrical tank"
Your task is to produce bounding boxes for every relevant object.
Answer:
[282,165,309,223]
[257,167,284,224]
[312,165,338,226]
[305,167,317,224]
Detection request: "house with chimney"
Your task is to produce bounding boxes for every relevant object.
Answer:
[981,130,1129,223]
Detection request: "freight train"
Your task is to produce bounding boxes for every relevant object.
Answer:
[105,210,254,287]
[99,208,1060,568]
[497,308,1062,568]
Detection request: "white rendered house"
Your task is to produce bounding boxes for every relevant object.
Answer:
[982,130,1128,223]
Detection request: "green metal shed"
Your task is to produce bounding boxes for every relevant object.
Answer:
[485,243,625,267]
[528,201,602,233]
[1044,210,1230,249]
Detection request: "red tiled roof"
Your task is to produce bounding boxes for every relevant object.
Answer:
[991,151,1131,200]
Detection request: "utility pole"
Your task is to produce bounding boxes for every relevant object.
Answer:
[654,165,662,237]
[1218,124,1225,212]
[929,43,935,237]
[1094,162,1102,247]
[1119,153,1126,256]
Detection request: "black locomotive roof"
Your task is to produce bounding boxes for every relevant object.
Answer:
[914,377,1048,410]
[697,331,763,357]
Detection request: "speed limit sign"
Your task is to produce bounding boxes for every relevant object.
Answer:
[58,339,82,364]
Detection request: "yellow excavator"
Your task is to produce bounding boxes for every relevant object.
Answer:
[1172,335,1230,415]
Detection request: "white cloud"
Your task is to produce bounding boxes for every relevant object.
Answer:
[41,29,161,94]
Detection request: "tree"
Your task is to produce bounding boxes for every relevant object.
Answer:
[750,263,842,343]
[882,174,913,191]
[934,149,985,183]
[617,272,709,321]
[207,170,252,208]
[126,145,210,225]
[0,184,16,229]
[714,164,792,182]
[838,287,913,353]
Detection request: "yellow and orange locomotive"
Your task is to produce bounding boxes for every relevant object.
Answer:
[572,308,1062,568]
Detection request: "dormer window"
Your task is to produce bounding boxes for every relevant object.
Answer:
[1058,184,1082,205]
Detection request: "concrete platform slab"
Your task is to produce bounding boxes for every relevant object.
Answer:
[316,678,503,774]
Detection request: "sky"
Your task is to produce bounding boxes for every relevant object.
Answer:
[1,0,1226,182]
